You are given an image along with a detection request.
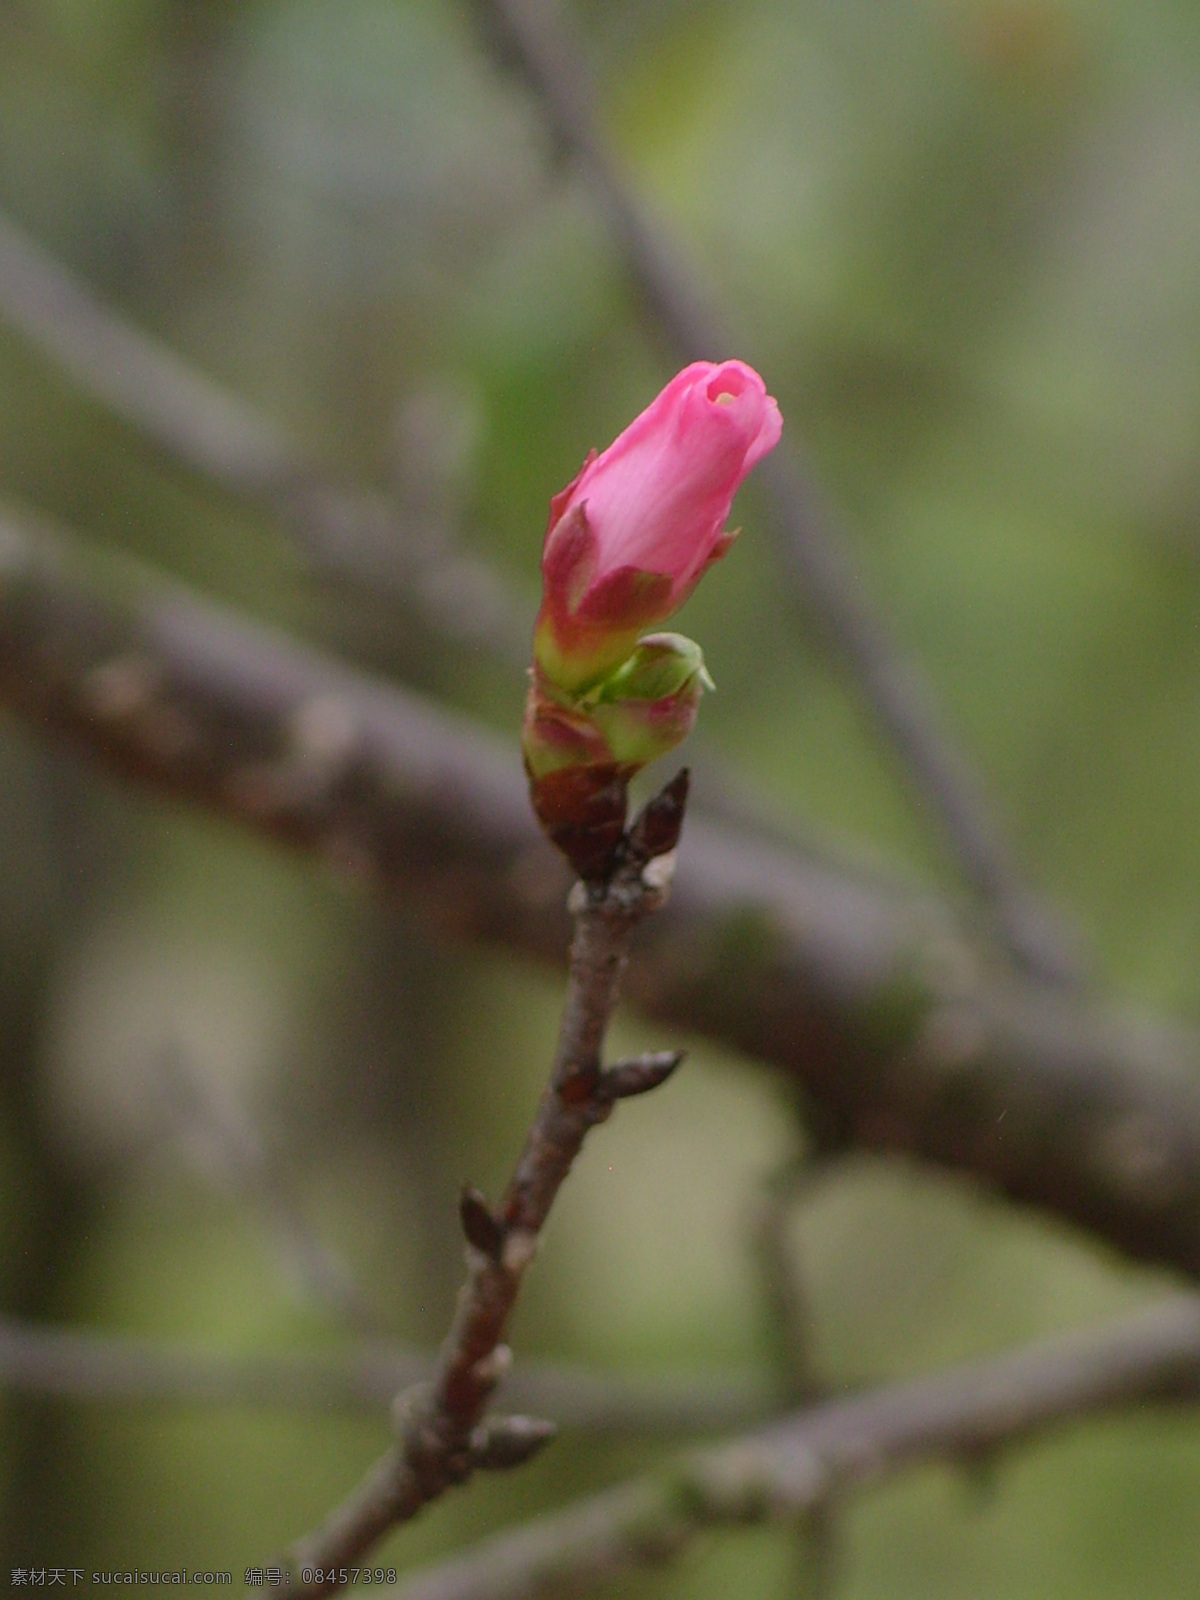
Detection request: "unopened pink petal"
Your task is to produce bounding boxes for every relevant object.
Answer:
[534,360,782,690]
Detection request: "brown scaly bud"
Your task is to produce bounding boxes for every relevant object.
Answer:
[459,1185,505,1261]
[525,760,633,884]
[468,1414,559,1471]
[626,768,690,864]
[600,1050,685,1100]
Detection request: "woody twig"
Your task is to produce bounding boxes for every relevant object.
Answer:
[285,775,690,1595]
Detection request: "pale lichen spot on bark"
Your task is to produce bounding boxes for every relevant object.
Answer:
[290,693,362,772]
[83,655,160,720]
[920,1005,989,1070]
[501,1228,539,1275]
[1091,1113,1183,1209]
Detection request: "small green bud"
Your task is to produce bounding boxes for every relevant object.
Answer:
[592,633,713,704]
[587,633,711,769]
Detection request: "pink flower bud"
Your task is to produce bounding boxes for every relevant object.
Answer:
[533,361,782,692]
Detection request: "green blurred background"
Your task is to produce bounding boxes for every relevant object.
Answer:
[2,0,1200,1592]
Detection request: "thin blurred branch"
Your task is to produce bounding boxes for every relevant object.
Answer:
[0,1316,767,1433]
[751,1151,839,1598]
[469,0,1082,988]
[0,208,527,657]
[751,1152,825,1408]
[154,1046,389,1334]
[287,786,689,1593]
[395,1295,1200,1600]
[3,510,1200,1281]
[0,1317,426,1411]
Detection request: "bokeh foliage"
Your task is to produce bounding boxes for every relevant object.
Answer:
[2,0,1200,1592]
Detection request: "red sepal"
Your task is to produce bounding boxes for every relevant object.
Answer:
[526,760,634,883]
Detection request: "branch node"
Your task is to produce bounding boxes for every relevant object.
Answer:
[558,1065,602,1106]
[640,849,678,904]
[565,878,591,916]
[471,1344,515,1393]
[501,1229,539,1275]
[389,1380,434,1440]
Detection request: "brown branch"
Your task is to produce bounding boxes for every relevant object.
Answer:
[0,1316,766,1433]
[395,1294,1200,1600]
[0,207,861,873]
[3,510,1200,1282]
[0,203,1072,981]
[469,0,1082,988]
[0,208,527,659]
[285,793,687,1594]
